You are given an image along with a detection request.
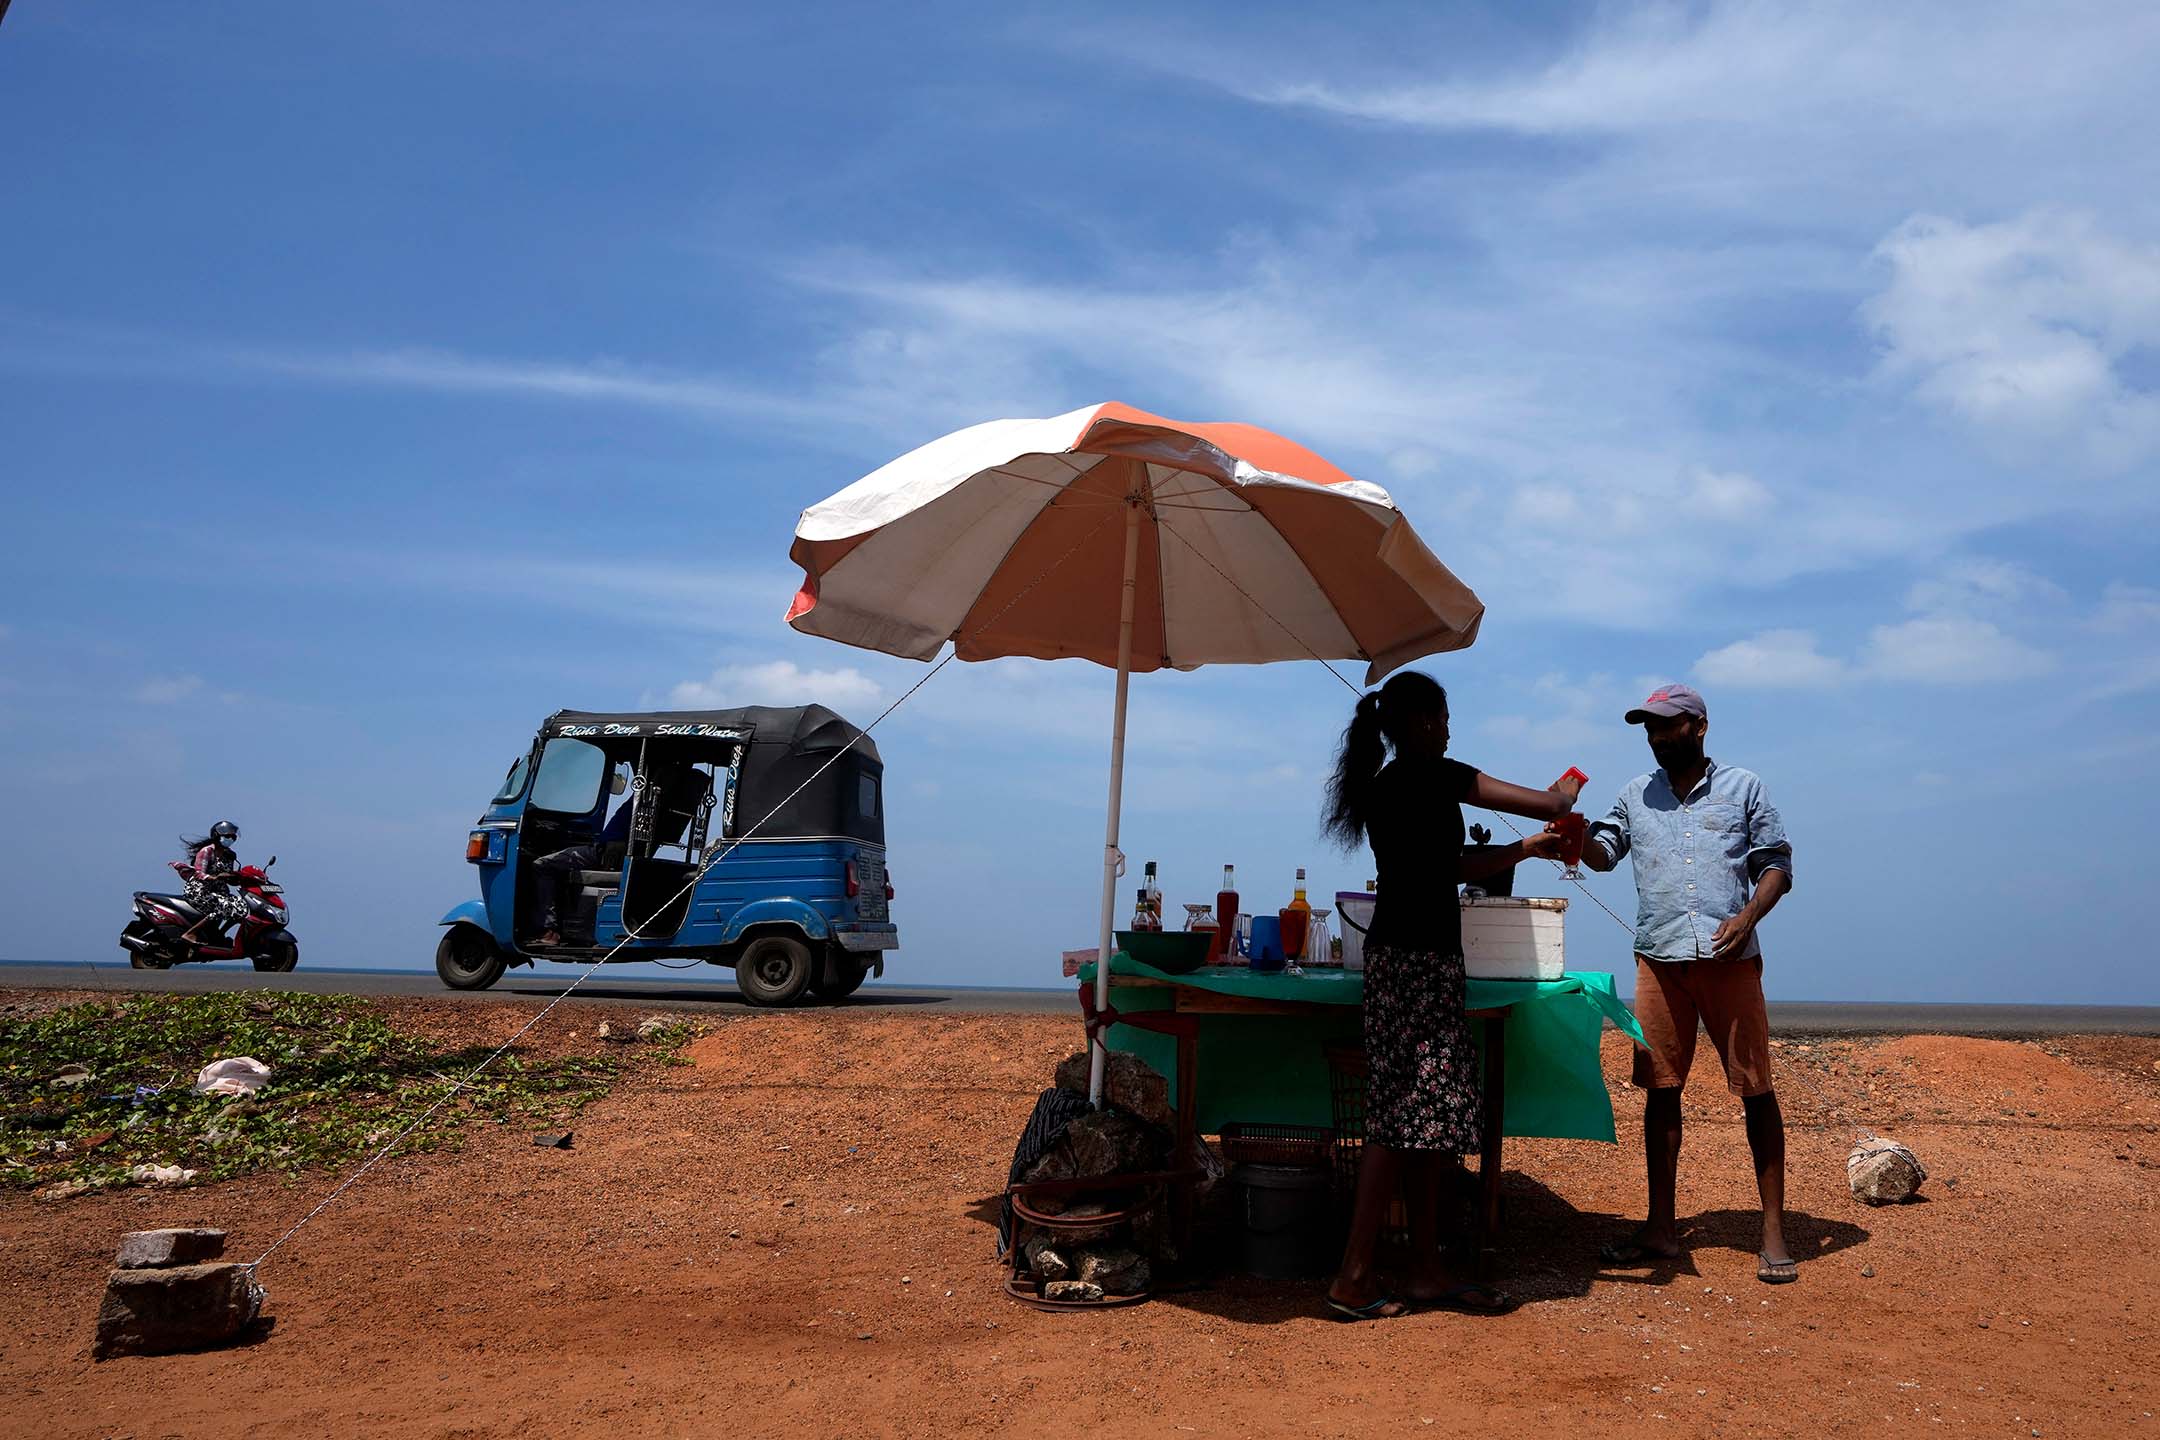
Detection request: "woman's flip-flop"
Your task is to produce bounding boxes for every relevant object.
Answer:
[1422,1283,1519,1316]
[1757,1253,1799,1285]
[1326,1293,1411,1322]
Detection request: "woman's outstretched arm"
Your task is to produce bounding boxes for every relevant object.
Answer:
[1466,770,1581,823]
[1462,831,1563,879]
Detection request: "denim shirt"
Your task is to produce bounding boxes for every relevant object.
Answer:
[1587,759,1792,962]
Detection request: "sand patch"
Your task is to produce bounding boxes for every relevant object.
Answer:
[686,1009,1080,1095]
[1872,1035,2134,1123]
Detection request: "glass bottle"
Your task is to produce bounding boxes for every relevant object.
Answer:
[1280,867,1312,964]
[1213,864,1239,962]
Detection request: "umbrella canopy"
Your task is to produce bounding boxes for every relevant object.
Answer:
[787,402,1484,1104]
[788,401,1483,683]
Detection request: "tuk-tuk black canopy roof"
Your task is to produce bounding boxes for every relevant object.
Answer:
[541,705,879,763]
[539,705,883,842]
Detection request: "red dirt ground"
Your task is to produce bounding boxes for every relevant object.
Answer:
[5,990,2157,1438]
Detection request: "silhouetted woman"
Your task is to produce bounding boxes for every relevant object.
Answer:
[1322,671,1581,1320]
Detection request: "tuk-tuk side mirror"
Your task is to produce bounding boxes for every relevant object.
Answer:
[610,772,629,796]
[266,855,278,869]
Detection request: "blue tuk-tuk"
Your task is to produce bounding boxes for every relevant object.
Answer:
[436,705,897,1005]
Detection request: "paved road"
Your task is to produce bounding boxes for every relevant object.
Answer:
[0,961,1073,1015]
[6,961,2158,1034]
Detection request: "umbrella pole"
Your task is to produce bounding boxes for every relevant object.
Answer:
[1090,497,1143,1107]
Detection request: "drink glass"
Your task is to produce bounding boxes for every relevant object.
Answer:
[1556,813,1588,880]
[1277,907,1309,968]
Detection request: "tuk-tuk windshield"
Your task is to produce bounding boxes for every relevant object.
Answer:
[492,752,532,804]
[528,737,608,816]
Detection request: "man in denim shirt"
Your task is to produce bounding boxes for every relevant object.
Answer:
[1584,684,1798,1283]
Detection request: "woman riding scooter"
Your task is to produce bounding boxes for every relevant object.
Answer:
[178,821,250,944]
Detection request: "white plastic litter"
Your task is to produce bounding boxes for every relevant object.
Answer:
[192,1057,272,1097]
[130,1164,199,1186]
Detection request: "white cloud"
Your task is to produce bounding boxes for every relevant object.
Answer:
[1864,211,2160,467]
[0,325,872,433]
[1186,3,2156,144]
[1858,615,2054,685]
[1699,558,2070,688]
[1480,672,1633,752]
[1695,630,1848,689]
[2077,655,2160,706]
[671,660,884,712]
[2092,581,2160,633]
[1904,559,2067,616]
[136,675,204,704]
[1106,2,2160,238]
[1687,468,1773,521]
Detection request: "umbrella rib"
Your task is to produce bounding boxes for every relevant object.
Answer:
[982,462,1126,504]
[950,502,1123,648]
[1156,511,1366,692]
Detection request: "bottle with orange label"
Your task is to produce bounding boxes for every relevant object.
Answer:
[1279,868,1312,965]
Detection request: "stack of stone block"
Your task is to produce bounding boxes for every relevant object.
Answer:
[94,1229,264,1360]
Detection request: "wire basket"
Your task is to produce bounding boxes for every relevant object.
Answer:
[1323,1043,1407,1239]
[1219,1121,1335,1168]
[1323,1044,1369,1193]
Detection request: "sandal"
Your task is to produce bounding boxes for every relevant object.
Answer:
[1326,1293,1411,1322]
[1600,1236,1682,1267]
[1422,1282,1519,1315]
[1757,1252,1799,1285]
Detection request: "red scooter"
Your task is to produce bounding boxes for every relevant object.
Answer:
[120,856,299,972]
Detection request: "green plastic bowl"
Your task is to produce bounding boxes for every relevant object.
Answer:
[1115,929,1215,974]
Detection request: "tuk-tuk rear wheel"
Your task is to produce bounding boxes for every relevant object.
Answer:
[812,951,870,1002]
[735,934,814,1007]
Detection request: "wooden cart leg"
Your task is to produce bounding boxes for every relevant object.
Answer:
[1172,1022,1199,1243]
[1477,1014,1507,1279]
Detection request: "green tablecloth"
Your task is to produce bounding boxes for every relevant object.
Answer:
[1081,956,1644,1143]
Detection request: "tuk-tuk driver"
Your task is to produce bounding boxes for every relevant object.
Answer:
[533,761,702,946]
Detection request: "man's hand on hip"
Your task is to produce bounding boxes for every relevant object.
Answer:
[1709,914,1756,960]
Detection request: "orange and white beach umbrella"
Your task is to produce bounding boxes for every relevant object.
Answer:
[788,401,1482,679]
[788,402,1484,1101]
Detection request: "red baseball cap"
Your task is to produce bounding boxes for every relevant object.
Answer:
[1625,683,1707,724]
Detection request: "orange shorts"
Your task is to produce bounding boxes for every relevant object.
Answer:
[1630,953,1773,1098]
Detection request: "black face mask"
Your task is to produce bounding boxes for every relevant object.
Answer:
[1651,739,1702,774]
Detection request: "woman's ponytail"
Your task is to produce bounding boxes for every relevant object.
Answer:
[1322,691,1389,849]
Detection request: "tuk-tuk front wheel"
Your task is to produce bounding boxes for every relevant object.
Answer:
[736,934,814,1007]
[436,927,506,991]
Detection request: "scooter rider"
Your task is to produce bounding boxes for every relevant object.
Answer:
[178,821,249,945]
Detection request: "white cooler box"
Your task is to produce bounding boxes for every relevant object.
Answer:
[1460,896,1567,980]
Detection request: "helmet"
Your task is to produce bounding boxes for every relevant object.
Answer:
[210,820,240,846]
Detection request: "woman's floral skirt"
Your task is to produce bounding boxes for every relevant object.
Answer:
[1361,942,1482,1152]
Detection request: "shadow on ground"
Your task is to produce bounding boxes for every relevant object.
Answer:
[978,1165,1874,1324]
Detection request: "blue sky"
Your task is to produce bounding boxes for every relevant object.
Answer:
[2,2,2155,1003]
